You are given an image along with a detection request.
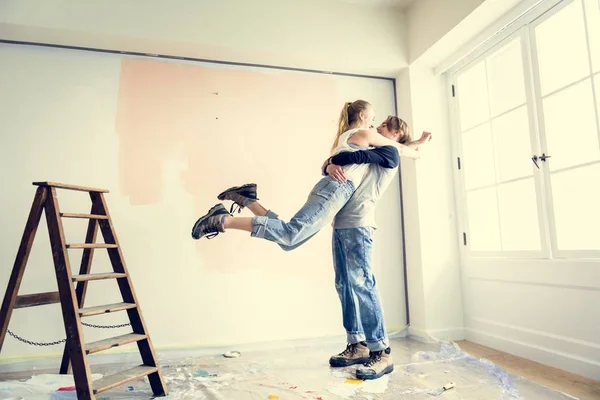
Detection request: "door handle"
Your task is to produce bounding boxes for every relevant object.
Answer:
[532,153,551,169]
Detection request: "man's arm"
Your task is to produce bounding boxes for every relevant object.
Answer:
[332,146,399,168]
[322,146,399,176]
[348,129,421,159]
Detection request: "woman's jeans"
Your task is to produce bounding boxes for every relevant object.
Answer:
[251,176,355,251]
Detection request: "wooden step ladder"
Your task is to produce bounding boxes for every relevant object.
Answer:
[0,182,168,399]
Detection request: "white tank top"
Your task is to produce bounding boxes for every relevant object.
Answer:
[331,128,369,187]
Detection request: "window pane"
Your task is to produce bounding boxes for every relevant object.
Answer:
[462,123,495,189]
[535,0,590,95]
[492,106,534,182]
[594,74,600,118]
[551,164,600,250]
[497,179,541,251]
[584,0,600,73]
[487,39,526,116]
[467,188,501,251]
[457,61,490,131]
[542,79,599,171]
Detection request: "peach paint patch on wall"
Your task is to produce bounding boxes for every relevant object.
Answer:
[115,58,342,274]
[116,58,339,205]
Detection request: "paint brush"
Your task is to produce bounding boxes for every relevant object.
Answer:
[427,381,455,396]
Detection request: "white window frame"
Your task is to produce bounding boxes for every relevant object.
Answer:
[528,0,600,259]
[449,30,549,259]
[447,0,600,260]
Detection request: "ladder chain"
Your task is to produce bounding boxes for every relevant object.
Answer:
[81,321,131,329]
[7,329,66,346]
[6,322,131,346]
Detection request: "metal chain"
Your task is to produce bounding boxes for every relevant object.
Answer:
[81,322,131,329]
[6,322,131,347]
[7,329,66,346]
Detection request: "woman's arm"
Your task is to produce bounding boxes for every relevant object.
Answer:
[406,131,433,150]
[349,129,421,159]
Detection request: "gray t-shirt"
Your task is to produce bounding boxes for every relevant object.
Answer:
[334,163,398,229]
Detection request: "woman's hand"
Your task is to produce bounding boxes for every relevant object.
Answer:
[326,164,348,183]
[406,131,433,152]
[419,131,432,144]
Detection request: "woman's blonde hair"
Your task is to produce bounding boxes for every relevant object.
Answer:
[331,100,371,153]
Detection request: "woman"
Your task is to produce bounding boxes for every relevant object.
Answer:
[191,100,420,248]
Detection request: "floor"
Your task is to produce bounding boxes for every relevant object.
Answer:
[457,340,600,400]
[0,338,593,399]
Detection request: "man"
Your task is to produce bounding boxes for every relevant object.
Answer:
[324,117,431,380]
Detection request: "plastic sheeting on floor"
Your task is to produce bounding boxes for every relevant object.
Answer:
[0,338,577,399]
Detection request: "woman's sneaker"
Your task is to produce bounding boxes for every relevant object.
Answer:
[191,203,231,239]
[217,183,258,214]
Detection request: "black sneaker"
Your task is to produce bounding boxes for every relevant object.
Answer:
[191,203,231,240]
[217,183,258,214]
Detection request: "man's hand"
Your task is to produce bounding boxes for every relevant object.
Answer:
[321,158,330,175]
[326,164,348,182]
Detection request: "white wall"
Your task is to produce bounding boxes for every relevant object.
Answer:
[406,0,485,62]
[408,65,464,339]
[396,0,539,343]
[396,65,464,341]
[462,258,600,380]
[0,0,407,77]
[405,0,525,65]
[0,43,406,359]
[406,0,600,381]
[396,69,428,334]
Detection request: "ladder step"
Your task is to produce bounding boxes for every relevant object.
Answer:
[14,291,60,309]
[32,181,109,193]
[60,213,109,220]
[86,333,147,355]
[67,243,118,249]
[80,302,136,317]
[72,272,128,282]
[93,365,158,394]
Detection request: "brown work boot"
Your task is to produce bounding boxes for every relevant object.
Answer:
[356,347,394,380]
[329,342,370,367]
[217,183,258,214]
[191,203,230,240]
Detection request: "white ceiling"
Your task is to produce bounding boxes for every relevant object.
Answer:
[333,0,418,10]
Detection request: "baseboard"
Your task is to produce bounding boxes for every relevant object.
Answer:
[388,327,409,339]
[407,326,435,343]
[407,326,465,343]
[0,329,413,373]
[426,327,466,341]
[0,334,348,372]
[466,327,600,381]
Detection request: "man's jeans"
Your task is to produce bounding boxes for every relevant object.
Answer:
[333,227,389,351]
[251,176,355,251]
